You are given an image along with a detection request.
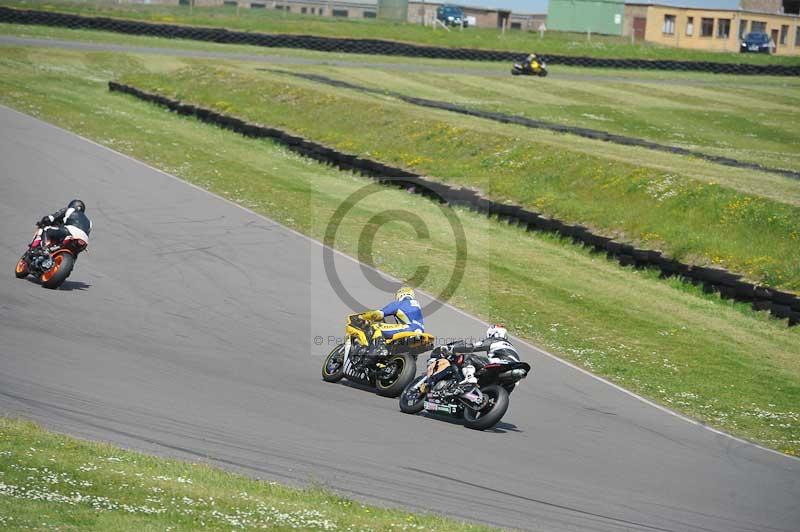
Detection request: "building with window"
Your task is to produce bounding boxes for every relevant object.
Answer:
[623,2,800,55]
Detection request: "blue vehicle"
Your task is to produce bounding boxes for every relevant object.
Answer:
[436,5,467,27]
[740,32,772,54]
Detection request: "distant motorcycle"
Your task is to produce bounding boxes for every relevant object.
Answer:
[399,345,530,430]
[512,54,548,77]
[15,226,87,289]
[322,314,435,397]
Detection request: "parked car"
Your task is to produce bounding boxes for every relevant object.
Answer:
[437,5,468,27]
[740,32,772,54]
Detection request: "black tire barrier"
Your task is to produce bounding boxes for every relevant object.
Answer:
[108,80,800,325]
[280,71,800,181]
[2,7,799,76]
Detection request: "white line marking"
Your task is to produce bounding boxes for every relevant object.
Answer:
[4,103,797,463]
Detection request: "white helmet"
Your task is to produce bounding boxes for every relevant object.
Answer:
[486,324,508,340]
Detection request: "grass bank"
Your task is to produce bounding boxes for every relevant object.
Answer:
[0,45,798,454]
[121,64,800,292]
[3,0,800,64]
[293,67,800,175]
[0,417,490,530]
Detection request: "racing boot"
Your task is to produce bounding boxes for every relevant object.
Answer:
[458,364,478,385]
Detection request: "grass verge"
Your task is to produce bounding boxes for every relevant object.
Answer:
[121,63,800,292]
[0,417,490,530]
[0,45,798,455]
[3,0,800,64]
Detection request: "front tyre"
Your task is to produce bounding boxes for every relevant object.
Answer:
[40,252,74,289]
[376,353,416,397]
[15,256,29,278]
[538,69,548,77]
[399,375,427,414]
[321,344,346,383]
[463,384,509,431]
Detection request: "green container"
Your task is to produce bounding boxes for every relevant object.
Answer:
[547,0,625,35]
[378,0,409,21]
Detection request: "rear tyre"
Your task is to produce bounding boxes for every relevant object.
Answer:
[321,344,346,383]
[399,375,427,414]
[538,69,548,77]
[463,384,509,431]
[40,252,74,289]
[376,353,416,398]
[511,69,520,75]
[15,256,29,278]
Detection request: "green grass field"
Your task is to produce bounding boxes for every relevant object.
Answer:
[0,42,798,458]
[119,63,800,293]
[4,0,800,64]
[0,417,492,530]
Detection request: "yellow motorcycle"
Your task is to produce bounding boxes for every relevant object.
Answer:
[321,314,435,397]
[511,54,548,77]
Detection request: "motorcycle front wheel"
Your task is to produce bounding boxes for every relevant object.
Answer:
[321,344,346,383]
[375,353,416,398]
[15,255,29,278]
[399,375,427,414]
[463,384,509,431]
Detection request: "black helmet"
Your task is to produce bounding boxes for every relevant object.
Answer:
[68,199,85,212]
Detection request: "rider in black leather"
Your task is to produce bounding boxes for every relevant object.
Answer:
[37,199,92,246]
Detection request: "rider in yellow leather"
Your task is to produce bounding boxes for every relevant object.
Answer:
[358,287,425,364]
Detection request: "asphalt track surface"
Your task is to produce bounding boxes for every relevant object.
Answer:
[1,106,799,532]
[0,35,784,86]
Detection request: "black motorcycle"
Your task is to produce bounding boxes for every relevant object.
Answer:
[399,349,531,430]
[322,314,435,397]
[15,227,88,289]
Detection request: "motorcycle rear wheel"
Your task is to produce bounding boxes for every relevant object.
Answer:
[321,344,346,383]
[399,375,427,414]
[376,353,416,398]
[538,69,548,77]
[40,252,74,289]
[15,256,29,278]
[463,384,509,431]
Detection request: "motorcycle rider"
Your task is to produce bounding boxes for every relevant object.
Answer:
[522,53,538,71]
[35,199,92,248]
[357,287,424,365]
[428,324,511,388]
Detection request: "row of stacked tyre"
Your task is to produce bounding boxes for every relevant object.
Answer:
[108,80,800,325]
[3,7,799,76]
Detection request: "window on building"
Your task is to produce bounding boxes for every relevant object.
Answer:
[739,19,748,39]
[251,2,265,8]
[332,8,348,17]
[223,0,237,6]
[701,17,714,37]
[796,26,800,46]
[780,24,788,44]
[684,16,694,36]
[717,18,730,38]
[662,14,676,34]
[275,4,283,9]
[301,6,307,13]
[363,11,376,18]
[751,21,766,33]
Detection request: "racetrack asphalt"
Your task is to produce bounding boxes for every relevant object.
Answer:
[0,35,784,86]
[1,105,799,531]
